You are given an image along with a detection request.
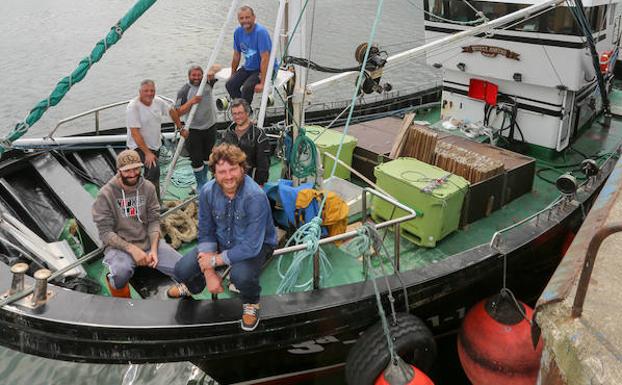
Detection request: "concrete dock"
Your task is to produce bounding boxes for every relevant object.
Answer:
[536,157,622,385]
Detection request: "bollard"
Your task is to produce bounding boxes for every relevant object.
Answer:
[9,263,29,296]
[31,269,52,306]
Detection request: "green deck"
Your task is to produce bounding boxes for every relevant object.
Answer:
[84,90,622,299]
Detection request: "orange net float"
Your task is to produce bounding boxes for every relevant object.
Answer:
[375,357,434,385]
[457,292,542,385]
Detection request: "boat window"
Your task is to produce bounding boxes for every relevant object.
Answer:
[424,1,610,36]
[589,5,607,32]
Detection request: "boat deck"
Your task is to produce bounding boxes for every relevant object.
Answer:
[80,92,622,300]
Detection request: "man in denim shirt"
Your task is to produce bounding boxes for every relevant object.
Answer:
[171,143,276,331]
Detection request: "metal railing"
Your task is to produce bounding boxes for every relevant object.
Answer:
[47,96,176,139]
[272,187,417,288]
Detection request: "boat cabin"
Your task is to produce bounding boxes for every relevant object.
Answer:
[424,0,622,150]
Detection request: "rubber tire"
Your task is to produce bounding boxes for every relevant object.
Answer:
[345,312,437,385]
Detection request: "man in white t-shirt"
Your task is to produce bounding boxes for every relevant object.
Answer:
[126,79,186,200]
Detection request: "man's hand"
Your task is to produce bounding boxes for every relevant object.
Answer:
[197,251,217,272]
[254,82,265,93]
[147,249,159,268]
[129,245,150,266]
[189,95,202,105]
[180,128,189,139]
[207,64,221,81]
[144,150,157,167]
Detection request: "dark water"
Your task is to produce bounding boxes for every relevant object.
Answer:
[0,1,445,384]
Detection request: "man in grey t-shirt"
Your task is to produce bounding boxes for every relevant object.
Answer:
[127,79,184,200]
[175,65,219,190]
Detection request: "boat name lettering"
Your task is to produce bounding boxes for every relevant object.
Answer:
[287,336,341,354]
[427,307,466,328]
[461,45,520,60]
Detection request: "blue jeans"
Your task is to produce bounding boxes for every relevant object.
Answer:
[174,244,273,303]
[225,68,260,105]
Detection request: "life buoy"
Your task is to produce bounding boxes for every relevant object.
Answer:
[345,313,437,385]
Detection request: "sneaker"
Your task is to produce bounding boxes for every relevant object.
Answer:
[167,283,192,299]
[241,303,260,331]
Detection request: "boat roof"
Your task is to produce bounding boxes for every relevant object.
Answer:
[478,0,620,5]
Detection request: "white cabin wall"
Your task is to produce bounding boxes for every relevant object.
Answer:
[425,28,594,91]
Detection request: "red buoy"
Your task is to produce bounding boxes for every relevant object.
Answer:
[375,357,434,385]
[457,293,542,385]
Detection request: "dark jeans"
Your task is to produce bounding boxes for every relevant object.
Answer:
[186,128,216,170]
[225,68,260,105]
[134,147,160,200]
[174,244,273,303]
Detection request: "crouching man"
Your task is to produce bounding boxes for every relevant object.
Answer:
[92,149,183,297]
[170,143,276,331]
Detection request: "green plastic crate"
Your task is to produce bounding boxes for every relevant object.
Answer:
[372,157,469,247]
[305,125,357,180]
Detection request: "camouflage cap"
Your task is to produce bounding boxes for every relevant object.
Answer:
[116,149,143,171]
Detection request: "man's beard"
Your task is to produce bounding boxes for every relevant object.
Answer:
[218,173,244,192]
[121,175,139,186]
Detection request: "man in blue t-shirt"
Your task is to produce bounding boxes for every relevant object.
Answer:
[225,5,272,106]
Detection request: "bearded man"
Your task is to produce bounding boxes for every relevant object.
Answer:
[92,149,183,297]
[170,143,276,331]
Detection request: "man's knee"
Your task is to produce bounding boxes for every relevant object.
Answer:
[174,249,200,281]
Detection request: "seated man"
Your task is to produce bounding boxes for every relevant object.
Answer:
[92,149,183,297]
[171,143,277,331]
[222,98,270,186]
[225,5,272,105]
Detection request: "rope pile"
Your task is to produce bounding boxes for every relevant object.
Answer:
[160,200,198,248]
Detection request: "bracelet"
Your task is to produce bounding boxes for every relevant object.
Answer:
[211,255,217,268]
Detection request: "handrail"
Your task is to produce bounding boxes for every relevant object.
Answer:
[273,187,416,257]
[47,96,176,139]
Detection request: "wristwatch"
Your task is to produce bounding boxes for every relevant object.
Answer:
[211,255,218,268]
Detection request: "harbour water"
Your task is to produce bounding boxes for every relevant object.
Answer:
[0,0,442,384]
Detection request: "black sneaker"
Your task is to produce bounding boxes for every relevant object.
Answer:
[241,303,260,331]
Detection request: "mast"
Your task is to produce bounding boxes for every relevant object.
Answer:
[288,0,308,130]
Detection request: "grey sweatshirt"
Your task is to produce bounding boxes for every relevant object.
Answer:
[92,174,160,252]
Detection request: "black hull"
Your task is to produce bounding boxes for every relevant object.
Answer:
[0,152,614,384]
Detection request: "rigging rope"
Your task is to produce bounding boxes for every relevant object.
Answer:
[0,0,158,155]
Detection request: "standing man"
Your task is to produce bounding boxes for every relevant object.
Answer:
[222,98,270,186]
[127,79,185,200]
[225,5,272,106]
[171,144,277,331]
[92,150,184,298]
[176,65,220,190]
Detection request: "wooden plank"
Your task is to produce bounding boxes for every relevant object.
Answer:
[389,112,416,158]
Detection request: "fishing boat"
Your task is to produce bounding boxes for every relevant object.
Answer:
[1,0,622,384]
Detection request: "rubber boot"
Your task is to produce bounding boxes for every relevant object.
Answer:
[106,275,131,298]
[194,169,208,191]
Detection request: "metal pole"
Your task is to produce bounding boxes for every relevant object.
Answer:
[571,222,622,318]
[362,189,368,223]
[257,0,287,129]
[313,249,320,289]
[162,0,240,197]
[394,223,401,272]
[95,111,100,135]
